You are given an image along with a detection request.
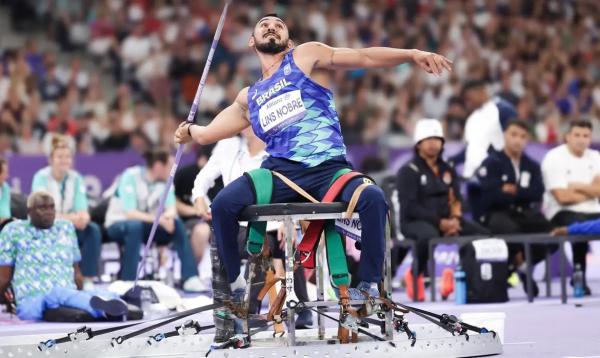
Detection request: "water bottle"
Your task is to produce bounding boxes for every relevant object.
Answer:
[454,265,467,304]
[573,264,585,298]
[140,287,155,319]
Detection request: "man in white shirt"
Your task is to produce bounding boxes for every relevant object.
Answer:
[541,120,600,295]
[455,80,518,179]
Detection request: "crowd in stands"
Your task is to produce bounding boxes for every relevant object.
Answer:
[1,1,600,320]
[1,0,600,157]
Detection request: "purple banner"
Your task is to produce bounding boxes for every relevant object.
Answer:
[396,243,460,278]
[5,141,582,199]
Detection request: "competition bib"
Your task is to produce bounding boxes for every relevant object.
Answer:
[259,90,306,134]
[335,218,362,241]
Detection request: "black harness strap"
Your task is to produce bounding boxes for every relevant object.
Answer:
[287,300,395,347]
[380,297,495,339]
[147,320,215,346]
[112,302,223,346]
[38,301,225,351]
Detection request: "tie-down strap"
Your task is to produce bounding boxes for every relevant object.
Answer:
[296,169,373,269]
[243,167,373,287]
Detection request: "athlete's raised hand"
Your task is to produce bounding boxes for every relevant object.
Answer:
[413,50,452,76]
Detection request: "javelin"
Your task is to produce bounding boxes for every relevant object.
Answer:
[133,0,232,287]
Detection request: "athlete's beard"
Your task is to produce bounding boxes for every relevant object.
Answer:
[256,37,288,54]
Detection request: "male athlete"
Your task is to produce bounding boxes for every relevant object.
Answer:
[175,14,452,302]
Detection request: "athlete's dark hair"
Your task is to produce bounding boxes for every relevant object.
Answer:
[262,13,280,20]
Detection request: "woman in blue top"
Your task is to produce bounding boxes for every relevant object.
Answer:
[31,135,101,290]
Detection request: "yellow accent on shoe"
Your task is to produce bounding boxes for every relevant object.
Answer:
[507,272,520,287]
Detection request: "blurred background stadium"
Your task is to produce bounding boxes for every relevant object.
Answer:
[2,0,599,195]
[1,1,600,356]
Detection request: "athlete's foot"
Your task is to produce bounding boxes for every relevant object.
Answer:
[231,288,246,306]
[226,288,250,333]
[295,309,313,329]
[213,310,236,343]
[333,281,379,300]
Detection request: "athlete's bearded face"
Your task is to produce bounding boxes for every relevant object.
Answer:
[251,17,290,54]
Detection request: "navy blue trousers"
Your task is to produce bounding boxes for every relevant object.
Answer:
[106,218,198,281]
[211,156,388,284]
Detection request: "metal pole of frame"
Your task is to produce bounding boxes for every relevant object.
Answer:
[316,238,326,340]
[284,216,297,345]
[429,241,437,302]
[545,248,552,298]
[559,237,567,304]
[384,219,394,340]
[524,242,534,303]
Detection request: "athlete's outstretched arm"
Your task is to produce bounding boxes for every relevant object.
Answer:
[175,87,251,145]
[296,42,452,76]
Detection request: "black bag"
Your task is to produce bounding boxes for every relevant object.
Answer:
[460,239,509,303]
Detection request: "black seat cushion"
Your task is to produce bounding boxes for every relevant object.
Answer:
[238,202,349,221]
[43,304,143,322]
[43,307,96,322]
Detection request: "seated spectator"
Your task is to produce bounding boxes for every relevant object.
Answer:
[0,158,11,230]
[31,135,101,290]
[174,146,214,267]
[397,119,490,301]
[38,64,65,102]
[104,147,205,292]
[0,191,128,321]
[1,85,26,124]
[541,119,600,296]
[0,108,19,137]
[476,120,555,296]
[46,96,78,137]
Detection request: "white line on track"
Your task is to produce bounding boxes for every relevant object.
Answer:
[503,341,536,345]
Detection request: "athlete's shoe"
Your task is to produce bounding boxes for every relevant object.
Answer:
[213,309,236,343]
[333,281,379,300]
[231,288,246,306]
[295,309,313,329]
[208,334,250,352]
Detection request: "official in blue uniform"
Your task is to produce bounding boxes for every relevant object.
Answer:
[476,120,556,297]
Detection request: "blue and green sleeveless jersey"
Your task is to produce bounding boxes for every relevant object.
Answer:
[247,49,346,167]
